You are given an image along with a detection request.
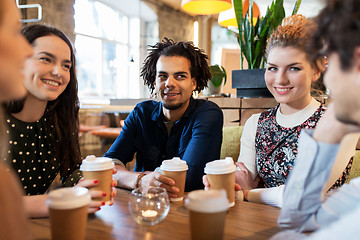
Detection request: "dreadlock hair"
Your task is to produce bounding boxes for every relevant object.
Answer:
[140,37,212,94]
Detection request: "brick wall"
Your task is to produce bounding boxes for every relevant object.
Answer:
[21,0,76,44]
[157,5,194,42]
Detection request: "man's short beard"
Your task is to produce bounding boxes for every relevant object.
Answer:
[163,102,183,110]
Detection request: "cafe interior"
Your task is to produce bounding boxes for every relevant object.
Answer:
[16,0,360,239]
[21,0,329,156]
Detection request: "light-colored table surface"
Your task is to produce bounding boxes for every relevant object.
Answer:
[29,188,281,240]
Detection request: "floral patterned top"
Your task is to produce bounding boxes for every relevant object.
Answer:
[255,104,353,189]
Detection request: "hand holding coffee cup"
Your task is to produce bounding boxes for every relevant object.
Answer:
[80,155,115,206]
[203,174,243,202]
[235,162,260,190]
[76,176,117,212]
[160,157,188,201]
[46,187,91,240]
[136,171,179,198]
[204,157,236,207]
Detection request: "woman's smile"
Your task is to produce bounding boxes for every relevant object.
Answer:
[274,87,294,95]
[41,78,61,88]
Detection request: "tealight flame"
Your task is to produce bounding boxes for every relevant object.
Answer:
[142,210,158,218]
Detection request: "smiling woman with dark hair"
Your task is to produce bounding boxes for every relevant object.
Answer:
[3,24,116,218]
[6,24,81,189]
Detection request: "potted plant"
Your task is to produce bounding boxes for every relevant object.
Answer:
[202,64,227,96]
[231,0,302,97]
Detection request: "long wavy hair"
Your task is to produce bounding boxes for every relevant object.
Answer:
[140,37,212,94]
[265,14,327,96]
[5,24,81,177]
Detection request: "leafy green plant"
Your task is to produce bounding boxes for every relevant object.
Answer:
[233,0,302,69]
[210,65,227,87]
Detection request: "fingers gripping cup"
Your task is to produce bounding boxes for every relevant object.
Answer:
[47,187,91,240]
[185,190,229,240]
[80,155,114,205]
[204,157,236,207]
[160,157,188,201]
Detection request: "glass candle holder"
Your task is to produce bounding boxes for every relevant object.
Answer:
[129,187,170,226]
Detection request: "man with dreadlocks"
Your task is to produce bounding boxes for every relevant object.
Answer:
[104,38,223,196]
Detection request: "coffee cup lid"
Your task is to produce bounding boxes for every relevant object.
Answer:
[160,157,188,171]
[46,187,91,210]
[80,155,114,171]
[185,189,230,213]
[204,157,236,174]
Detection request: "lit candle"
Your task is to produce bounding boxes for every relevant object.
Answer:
[141,210,158,221]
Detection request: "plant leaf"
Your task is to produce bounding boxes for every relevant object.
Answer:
[233,0,245,69]
[232,0,302,69]
[210,65,226,87]
[220,65,227,85]
[292,0,302,15]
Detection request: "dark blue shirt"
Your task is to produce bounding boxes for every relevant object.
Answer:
[104,98,223,191]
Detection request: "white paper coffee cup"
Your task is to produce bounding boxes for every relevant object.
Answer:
[160,157,188,201]
[47,187,90,240]
[204,157,236,175]
[47,187,91,210]
[80,155,114,171]
[185,189,229,213]
[204,157,236,207]
[185,189,229,240]
[160,157,188,171]
[80,155,114,204]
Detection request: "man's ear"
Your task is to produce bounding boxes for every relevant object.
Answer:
[192,78,197,91]
[354,47,360,72]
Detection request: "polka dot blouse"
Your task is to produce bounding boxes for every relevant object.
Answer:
[3,111,81,195]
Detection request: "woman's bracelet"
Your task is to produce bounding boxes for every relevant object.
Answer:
[135,172,146,189]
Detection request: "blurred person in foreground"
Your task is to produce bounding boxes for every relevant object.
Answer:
[272,0,360,239]
[0,0,33,238]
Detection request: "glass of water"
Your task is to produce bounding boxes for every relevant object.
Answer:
[129,186,170,226]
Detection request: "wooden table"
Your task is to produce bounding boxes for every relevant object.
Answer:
[79,124,108,137]
[29,188,281,240]
[90,127,122,139]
